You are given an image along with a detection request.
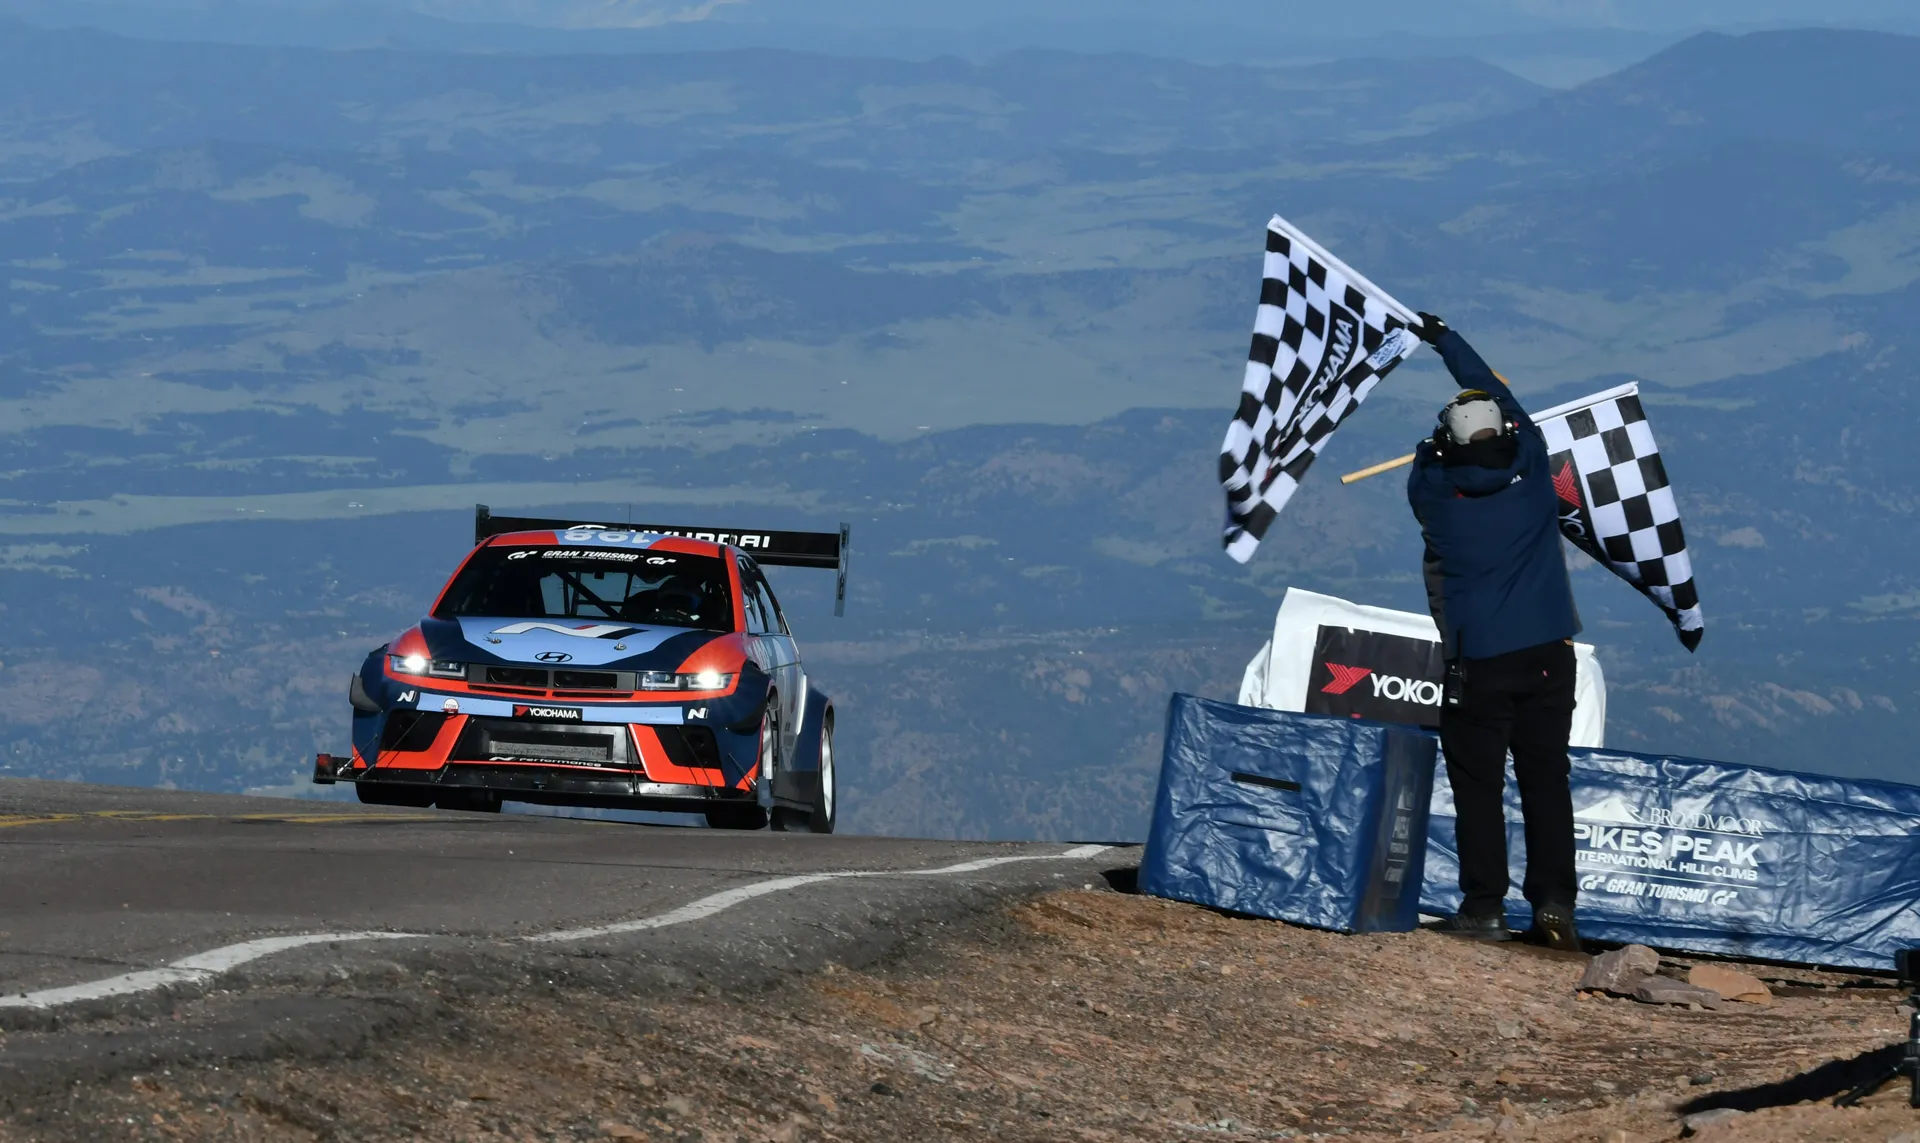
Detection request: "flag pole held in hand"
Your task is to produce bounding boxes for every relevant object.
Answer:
[1339,370,1507,483]
[1340,453,1415,484]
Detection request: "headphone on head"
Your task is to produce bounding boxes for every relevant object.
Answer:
[1431,390,1517,456]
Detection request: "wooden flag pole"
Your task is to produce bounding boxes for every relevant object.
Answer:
[1340,453,1415,484]
[1341,369,1517,484]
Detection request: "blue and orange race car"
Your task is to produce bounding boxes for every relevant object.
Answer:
[313,507,847,832]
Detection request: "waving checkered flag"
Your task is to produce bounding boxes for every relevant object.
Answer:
[1221,215,1420,562]
[1537,383,1704,651]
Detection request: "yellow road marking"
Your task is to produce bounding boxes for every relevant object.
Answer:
[232,813,443,824]
[3,811,211,826]
[0,814,82,829]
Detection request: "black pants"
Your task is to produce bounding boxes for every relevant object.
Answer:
[1440,638,1578,918]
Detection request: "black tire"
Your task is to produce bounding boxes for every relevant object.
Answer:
[355,782,436,808]
[436,789,502,813]
[708,697,776,831]
[807,715,836,834]
[705,804,770,830]
[772,714,836,835]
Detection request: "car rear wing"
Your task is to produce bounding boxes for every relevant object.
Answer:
[474,505,852,616]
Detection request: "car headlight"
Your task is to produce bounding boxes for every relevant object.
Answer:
[638,670,735,691]
[391,655,467,679]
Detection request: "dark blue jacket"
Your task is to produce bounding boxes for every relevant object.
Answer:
[1407,330,1580,661]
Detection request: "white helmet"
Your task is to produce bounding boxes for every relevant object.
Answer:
[1441,390,1507,446]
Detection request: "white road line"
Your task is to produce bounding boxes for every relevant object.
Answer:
[0,845,1113,1011]
[532,845,1113,943]
[532,873,846,944]
[0,933,425,1011]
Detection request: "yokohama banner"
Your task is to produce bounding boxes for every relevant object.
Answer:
[1240,587,1606,746]
[1304,627,1447,726]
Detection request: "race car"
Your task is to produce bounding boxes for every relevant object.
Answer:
[312,506,847,832]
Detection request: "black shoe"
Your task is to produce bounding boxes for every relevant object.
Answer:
[1431,910,1511,942]
[1528,903,1582,952]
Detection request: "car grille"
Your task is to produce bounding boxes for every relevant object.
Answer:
[450,718,636,770]
[471,667,631,698]
[484,666,549,687]
[492,737,606,763]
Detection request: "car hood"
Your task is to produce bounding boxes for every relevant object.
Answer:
[423,616,720,668]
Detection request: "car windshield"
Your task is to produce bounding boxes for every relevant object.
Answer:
[434,546,735,631]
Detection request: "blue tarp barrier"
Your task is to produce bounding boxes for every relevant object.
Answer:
[1140,694,1437,933]
[1423,747,1920,969]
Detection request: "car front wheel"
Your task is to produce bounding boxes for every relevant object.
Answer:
[356,782,436,808]
[706,698,776,831]
[704,804,769,830]
[773,713,835,835]
[436,789,502,813]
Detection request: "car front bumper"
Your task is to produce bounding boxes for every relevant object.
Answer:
[315,752,762,812]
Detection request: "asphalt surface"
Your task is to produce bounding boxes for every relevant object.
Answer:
[0,779,1114,1004]
[0,779,1123,1111]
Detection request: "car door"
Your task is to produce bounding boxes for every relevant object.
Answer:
[737,556,802,782]
[754,566,805,763]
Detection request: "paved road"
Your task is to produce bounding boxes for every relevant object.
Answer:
[0,778,1116,1002]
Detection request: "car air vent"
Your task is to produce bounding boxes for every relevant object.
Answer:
[379,711,448,753]
[552,670,618,690]
[485,666,549,687]
[657,726,723,772]
[450,721,635,769]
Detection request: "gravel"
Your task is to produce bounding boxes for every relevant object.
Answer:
[2,887,1913,1142]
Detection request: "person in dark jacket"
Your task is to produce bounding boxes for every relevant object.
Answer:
[1407,312,1582,952]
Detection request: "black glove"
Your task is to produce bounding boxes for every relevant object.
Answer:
[1414,312,1450,345]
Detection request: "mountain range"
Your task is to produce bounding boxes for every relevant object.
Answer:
[0,20,1915,839]
[16,0,1920,88]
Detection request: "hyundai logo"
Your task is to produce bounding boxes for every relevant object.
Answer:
[535,651,574,663]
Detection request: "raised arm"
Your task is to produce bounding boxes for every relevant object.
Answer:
[1415,314,1534,433]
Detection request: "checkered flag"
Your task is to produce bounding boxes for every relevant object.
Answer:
[1221,215,1420,562]
[1537,383,1704,651]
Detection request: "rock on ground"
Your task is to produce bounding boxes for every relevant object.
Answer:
[1632,977,1724,1009]
[1681,1106,1747,1135]
[1688,964,1773,1003]
[1579,945,1661,994]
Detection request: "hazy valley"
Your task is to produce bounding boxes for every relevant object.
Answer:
[0,16,1916,838]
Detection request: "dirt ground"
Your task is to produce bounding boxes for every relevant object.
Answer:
[6,887,1918,1142]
